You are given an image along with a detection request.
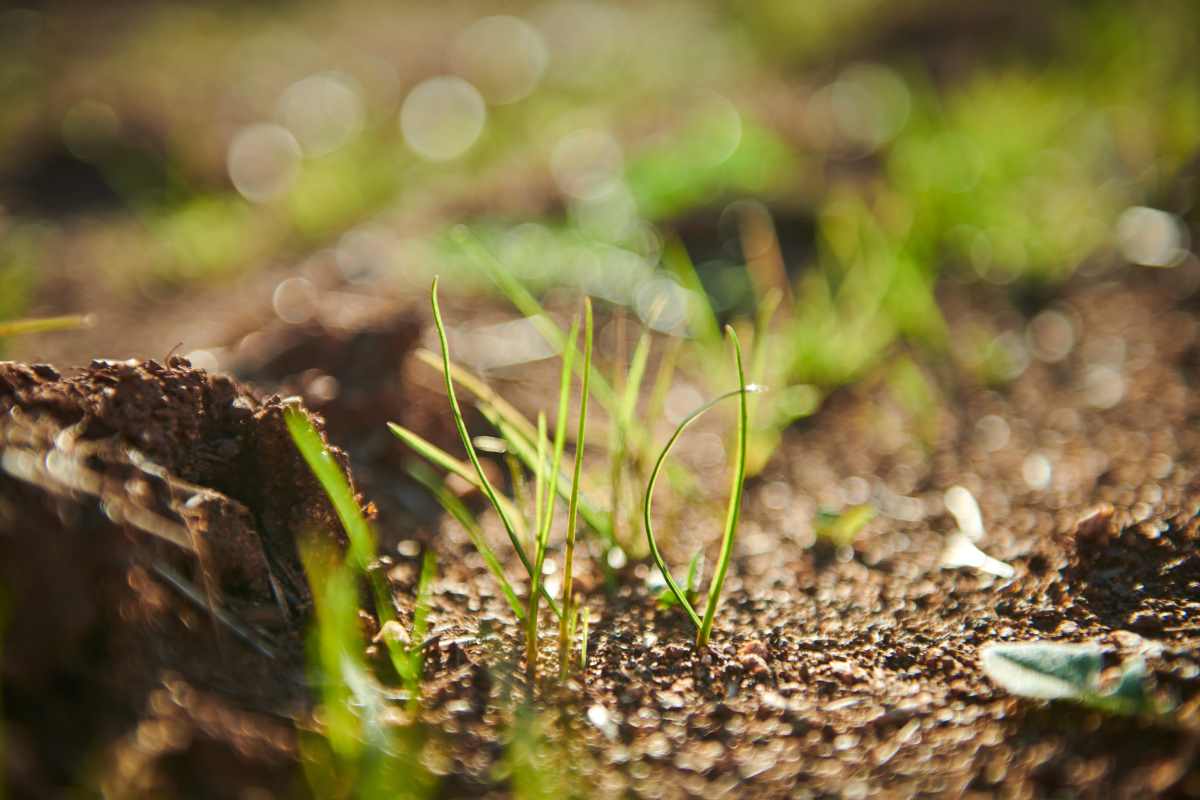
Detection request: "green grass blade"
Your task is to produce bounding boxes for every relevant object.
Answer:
[642,376,759,636]
[387,422,527,540]
[533,412,547,551]
[414,348,540,446]
[429,277,560,618]
[477,403,614,548]
[286,408,414,681]
[450,226,619,412]
[407,549,436,685]
[558,298,593,679]
[526,314,579,681]
[698,326,749,648]
[0,313,93,338]
[579,607,590,672]
[406,464,525,620]
[285,408,375,570]
[525,413,547,681]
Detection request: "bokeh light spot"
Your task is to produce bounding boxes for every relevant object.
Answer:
[399,76,486,162]
[276,72,365,157]
[227,123,301,203]
[452,15,548,105]
[1116,206,1189,267]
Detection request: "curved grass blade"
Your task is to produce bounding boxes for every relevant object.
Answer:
[697,327,749,647]
[642,384,756,632]
[642,328,753,645]
[428,277,560,618]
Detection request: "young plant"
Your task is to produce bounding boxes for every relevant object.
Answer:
[527,318,578,681]
[418,277,561,617]
[298,541,435,800]
[286,408,421,691]
[558,298,593,679]
[643,326,751,648]
[980,641,1164,717]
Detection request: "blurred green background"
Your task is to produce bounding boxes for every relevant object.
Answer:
[1,0,1196,383]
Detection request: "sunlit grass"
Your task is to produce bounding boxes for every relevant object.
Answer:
[0,314,94,338]
[643,327,753,648]
[558,298,592,679]
[286,408,424,691]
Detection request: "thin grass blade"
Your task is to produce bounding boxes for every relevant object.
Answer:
[559,298,593,679]
[406,464,525,620]
[429,277,559,617]
[698,326,749,647]
[387,422,527,540]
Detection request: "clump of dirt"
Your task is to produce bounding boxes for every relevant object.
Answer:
[0,358,361,796]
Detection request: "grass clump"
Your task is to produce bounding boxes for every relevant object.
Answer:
[286,409,436,797]
[558,298,593,679]
[394,278,605,681]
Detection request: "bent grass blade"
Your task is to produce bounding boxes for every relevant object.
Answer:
[428,278,561,618]
[286,409,414,687]
[405,463,525,620]
[697,329,747,647]
[642,327,753,647]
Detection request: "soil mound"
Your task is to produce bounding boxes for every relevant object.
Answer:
[0,358,358,796]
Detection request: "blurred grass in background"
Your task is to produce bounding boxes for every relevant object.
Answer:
[0,0,1196,379]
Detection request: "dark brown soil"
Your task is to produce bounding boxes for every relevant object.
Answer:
[0,358,360,797]
[4,266,1200,798]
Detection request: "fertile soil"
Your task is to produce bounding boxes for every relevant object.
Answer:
[4,263,1200,798]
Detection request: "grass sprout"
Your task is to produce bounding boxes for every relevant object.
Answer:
[643,327,753,647]
[527,317,578,680]
[298,541,435,799]
[286,409,417,687]
[558,298,593,679]
[422,277,560,618]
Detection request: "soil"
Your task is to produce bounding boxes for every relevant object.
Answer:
[0,357,358,796]
[4,260,1200,798]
